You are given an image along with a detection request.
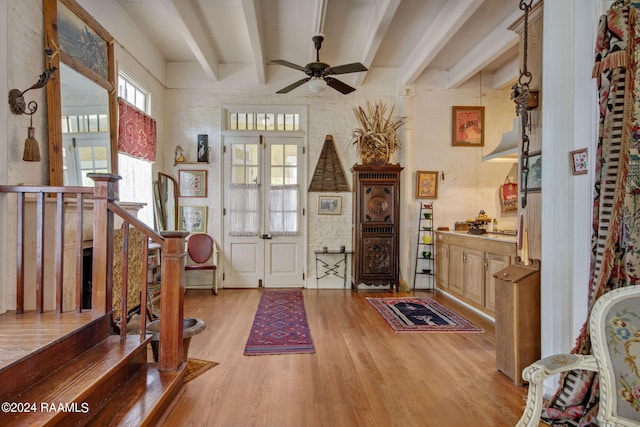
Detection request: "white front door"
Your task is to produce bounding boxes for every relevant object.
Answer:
[223,134,305,288]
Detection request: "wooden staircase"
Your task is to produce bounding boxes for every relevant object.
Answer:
[0,312,184,426]
[0,175,189,426]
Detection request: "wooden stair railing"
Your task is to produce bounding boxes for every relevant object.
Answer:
[0,184,93,314]
[91,175,188,371]
[0,174,187,372]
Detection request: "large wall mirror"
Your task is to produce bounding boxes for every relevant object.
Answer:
[153,173,178,232]
[44,0,117,187]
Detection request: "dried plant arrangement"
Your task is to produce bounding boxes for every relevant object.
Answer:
[352,101,407,165]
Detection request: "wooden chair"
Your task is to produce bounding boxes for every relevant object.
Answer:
[517,285,640,427]
[185,234,217,294]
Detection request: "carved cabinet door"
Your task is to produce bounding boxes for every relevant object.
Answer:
[351,164,403,291]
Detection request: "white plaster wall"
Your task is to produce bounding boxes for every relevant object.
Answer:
[404,71,516,289]
[164,82,516,289]
[411,71,517,230]
[164,90,398,289]
[6,0,48,186]
[538,0,601,397]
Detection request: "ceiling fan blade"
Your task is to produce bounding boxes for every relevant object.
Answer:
[325,77,356,95]
[276,77,311,94]
[271,60,306,72]
[324,62,368,75]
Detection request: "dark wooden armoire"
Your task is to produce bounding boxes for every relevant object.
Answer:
[351,164,403,292]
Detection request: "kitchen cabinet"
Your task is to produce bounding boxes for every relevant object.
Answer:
[448,245,484,305]
[485,252,511,313]
[435,240,449,290]
[435,231,516,316]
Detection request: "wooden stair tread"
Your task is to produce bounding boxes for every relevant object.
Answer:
[89,364,185,427]
[0,311,103,369]
[0,335,151,426]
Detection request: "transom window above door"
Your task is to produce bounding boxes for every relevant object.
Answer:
[223,106,305,132]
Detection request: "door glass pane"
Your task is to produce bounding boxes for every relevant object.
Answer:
[284,145,297,165]
[231,143,259,184]
[284,166,297,185]
[271,145,283,166]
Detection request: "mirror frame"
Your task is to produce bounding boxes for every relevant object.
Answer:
[44,0,117,186]
[154,172,178,232]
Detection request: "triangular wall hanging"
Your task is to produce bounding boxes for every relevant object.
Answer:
[308,135,350,192]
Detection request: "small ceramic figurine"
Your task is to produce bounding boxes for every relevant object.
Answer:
[175,145,185,163]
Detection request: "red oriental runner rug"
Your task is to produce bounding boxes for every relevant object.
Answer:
[367,297,483,333]
[244,289,315,355]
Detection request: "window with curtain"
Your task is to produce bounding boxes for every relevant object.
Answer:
[117,71,154,228]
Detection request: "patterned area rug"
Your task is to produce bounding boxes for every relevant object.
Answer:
[183,358,218,383]
[367,297,483,333]
[244,289,315,355]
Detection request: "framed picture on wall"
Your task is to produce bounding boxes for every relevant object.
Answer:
[416,170,438,199]
[570,148,588,175]
[521,150,541,192]
[318,196,342,215]
[452,106,485,147]
[178,169,207,197]
[197,134,209,163]
[178,205,207,233]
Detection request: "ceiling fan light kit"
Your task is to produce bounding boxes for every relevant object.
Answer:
[272,34,367,95]
[308,78,327,94]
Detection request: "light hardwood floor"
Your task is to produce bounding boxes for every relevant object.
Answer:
[160,289,529,427]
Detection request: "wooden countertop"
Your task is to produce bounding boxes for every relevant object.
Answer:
[435,230,517,256]
[436,230,517,243]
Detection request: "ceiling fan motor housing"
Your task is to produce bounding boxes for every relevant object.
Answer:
[306,62,330,77]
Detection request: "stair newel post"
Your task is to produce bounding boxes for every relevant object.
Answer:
[89,174,120,315]
[158,231,188,371]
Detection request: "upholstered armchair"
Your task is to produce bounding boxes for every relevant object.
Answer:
[517,285,640,427]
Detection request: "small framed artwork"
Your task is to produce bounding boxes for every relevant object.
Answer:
[452,106,485,146]
[416,170,438,199]
[521,150,542,193]
[178,205,207,233]
[570,148,588,175]
[178,169,207,197]
[197,134,209,163]
[318,196,342,215]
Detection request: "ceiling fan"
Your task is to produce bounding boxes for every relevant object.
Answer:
[272,34,368,95]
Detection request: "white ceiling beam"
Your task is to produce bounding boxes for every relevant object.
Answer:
[401,0,485,87]
[492,56,519,90]
[162,0,219,81]
[353,0,401,87]
[241,0,266,85]
[447,8,521,88]
[314,0,328,35]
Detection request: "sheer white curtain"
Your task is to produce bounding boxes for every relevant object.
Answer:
[269,184,299,235]
[229,184,259,236]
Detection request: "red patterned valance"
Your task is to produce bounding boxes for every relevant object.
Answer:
[118,98,156,161]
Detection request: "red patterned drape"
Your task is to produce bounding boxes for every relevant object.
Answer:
[118,98,156,161]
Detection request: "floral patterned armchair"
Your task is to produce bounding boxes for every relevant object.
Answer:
[517,286,640,427]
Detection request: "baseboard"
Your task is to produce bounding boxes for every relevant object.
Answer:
[437,290,496,322]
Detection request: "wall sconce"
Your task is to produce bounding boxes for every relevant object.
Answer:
[8,48,57,115]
